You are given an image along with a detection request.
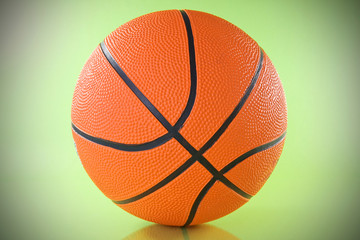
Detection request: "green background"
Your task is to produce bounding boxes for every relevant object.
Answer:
[1,0,359,239]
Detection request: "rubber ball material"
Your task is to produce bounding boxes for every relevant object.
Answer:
[71,9,287,226]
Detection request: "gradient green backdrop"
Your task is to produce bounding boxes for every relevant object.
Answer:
[1,0,359,239]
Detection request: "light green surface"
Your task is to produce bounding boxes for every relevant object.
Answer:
[1,0,359,239]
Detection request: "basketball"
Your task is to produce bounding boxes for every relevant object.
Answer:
[71,9,287,226]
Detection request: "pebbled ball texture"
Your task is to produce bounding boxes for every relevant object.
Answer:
[71,9,287,226]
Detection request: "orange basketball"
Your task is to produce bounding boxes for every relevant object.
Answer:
[71,9,287,226]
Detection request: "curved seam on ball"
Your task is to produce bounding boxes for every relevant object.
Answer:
[183,132,287,226]
[71,123,172,152]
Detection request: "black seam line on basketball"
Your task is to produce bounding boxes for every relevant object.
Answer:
[183,178,217,227]
[174,9,197,130]
[183,132,287,226]
[221,131,287,174]
[71,122,172,152]
[173,132,252,199]
[112,155,198,204]
[198,154,252,199]
[199,48,264,154]
[100,42,174,131]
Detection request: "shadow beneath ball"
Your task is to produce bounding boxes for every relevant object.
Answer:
[123,223,240,240]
